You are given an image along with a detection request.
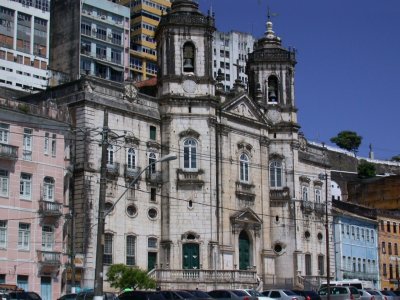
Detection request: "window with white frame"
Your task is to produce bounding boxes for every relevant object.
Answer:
[0,220,7,248]
[18,223,30,250]
[104,233,113,264]
[183,138,197,171]
[44,132,49,154]
[302,186,309,201]
[51,134,56,156]
[148,152,156,174]
[41,225,54,251]
[269,161,282,188]
[20,173,32,200]
[127,148,136,169]
[239,153,249,182]
[126,235,136,266]
[0,170,9,197]
[107,145,114,165]
[23,128,32,160]
[315,189,321,203]
[0,123,9,143]
[43,177,54,201]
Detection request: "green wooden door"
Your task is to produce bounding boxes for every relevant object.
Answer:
[182,243,199,269]
[148,252,157,271]
[239,231,250,270]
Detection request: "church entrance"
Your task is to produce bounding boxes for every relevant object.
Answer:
[182,243,199,269]
[239,231,251,270]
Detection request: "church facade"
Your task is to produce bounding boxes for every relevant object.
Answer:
[26,0,333,292]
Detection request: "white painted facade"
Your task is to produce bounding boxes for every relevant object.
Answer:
[0,0,50,92]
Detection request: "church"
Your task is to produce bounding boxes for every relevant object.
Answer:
[26,0,333,292]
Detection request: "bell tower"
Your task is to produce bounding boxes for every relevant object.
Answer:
[247,17,297,124]
[155,0,216,97]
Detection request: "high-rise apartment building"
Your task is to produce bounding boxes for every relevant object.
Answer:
[0,0,50,92]
[120,0,171,81]
[49,0,130,83]
[212,30,255,92]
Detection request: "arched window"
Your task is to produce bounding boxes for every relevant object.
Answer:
[107,145,114,165]
[183,138,197,170]
[43,177,55,201]
[127,148,136,169]
[183,42,195,73]
[239,153,249,182]
[267,76,279,103]
[148,152,156,174]
[315,189,321,203]
[269,161,282,188]
[302,186,308,201]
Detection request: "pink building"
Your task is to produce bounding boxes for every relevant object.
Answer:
[0,98,70,300]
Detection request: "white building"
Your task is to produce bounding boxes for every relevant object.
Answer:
[212,30,255,92]
[0,0,50,92]
[49,0,130,83]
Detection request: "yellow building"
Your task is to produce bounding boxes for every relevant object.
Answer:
[120,0,171,81]
[378,211,400,290]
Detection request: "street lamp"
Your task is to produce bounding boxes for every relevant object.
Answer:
[93,153,177,300]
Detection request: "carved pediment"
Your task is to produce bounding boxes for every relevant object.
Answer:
[230,208,262,235]
[230,208,263,225]
[222,94,268,124]
[230,102,257,120]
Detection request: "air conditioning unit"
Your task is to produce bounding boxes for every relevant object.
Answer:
[101,15,106,20]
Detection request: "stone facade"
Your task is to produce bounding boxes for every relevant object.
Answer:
[21,0,338,293]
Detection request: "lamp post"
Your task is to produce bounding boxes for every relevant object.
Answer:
[93,152,177,300]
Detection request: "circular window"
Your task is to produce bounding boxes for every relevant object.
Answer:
[105,202,114,214]
[126,204,137,217]
[317,232,323,241]
[274,243,283,254]
[148,208,158,219]
[304,231,311,239]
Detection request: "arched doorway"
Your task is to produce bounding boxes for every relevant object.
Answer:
[239,231,251,270]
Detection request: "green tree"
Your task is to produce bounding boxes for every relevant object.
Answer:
[330,130,362,156]
[106,264,157,291]
[357,159,376,178]
[391,155,400,162]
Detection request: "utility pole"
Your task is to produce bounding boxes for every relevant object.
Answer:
[319,143,330,300]
[94,110,108,300]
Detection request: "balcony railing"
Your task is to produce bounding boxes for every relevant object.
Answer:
[37,250,61,265]
[235,181,255,201]
[301,200,313,213]
[149,268,257,286]
[146,170,163,184]
[270,187,291,201]
[0,143,18,160]
[106,162,120,177]
[177,169,204,186]
[124,165,141,179]
[314,202,326,215]
[38,200,63,217]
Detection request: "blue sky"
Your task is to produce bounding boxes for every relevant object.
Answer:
[197,0,400,160]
